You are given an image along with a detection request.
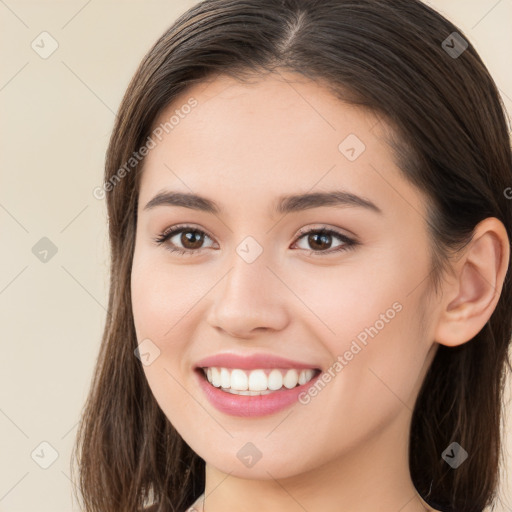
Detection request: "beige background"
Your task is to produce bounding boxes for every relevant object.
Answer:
[0,1,511,510]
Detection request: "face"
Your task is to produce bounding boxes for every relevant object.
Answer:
[131,71,440,479]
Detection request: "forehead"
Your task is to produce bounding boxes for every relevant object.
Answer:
[149,71,383,162]
[138,71,427,222]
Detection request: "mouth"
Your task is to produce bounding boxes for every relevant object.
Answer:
[194,365,323,417]
[192,352,324,416]
[196,366,322,395]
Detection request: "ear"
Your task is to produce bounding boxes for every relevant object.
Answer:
[434,217,510,347]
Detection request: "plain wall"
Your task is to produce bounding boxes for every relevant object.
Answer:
[0,0,511,510]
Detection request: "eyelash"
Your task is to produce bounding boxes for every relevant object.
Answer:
[152,224,358,257]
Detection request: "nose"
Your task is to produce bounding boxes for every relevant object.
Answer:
[206,250,290,339]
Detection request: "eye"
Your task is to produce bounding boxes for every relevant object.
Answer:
[153,224,358,255]
[152,225,216,255]
[292,227,358,255]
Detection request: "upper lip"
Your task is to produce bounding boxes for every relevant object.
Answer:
[194,352,321,370]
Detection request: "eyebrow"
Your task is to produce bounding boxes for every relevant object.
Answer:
[143,189,382,215]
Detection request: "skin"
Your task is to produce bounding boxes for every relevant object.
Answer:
[130,70,509,512]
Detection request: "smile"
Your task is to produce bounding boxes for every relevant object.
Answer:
[195,366,323,417]
[202,367,319,395]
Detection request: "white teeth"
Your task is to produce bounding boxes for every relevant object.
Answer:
[283,369,299,389]
[231,369,248,391]
[220,367,231,388]
[248,369,268,391]
[268,369,283,390]
[202,367,317,393]
[298,370,309,385]
[224,388,274,396]
[211,367,221,387]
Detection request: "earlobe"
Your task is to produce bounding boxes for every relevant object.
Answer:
[434,217,510,347]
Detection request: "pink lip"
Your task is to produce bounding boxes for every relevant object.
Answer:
[194,352,321,371]
[194,368,322,417]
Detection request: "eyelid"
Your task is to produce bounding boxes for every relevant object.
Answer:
[158,222,215,242]
[294,223,356,240]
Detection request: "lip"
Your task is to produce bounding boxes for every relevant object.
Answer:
[194,368,322,417]
[194,352,321,371]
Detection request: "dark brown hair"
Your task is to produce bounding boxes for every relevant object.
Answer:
[71,1,512,511]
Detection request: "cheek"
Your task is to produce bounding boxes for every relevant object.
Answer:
[131,250,210,342]
[131,251,213,406]
[290,252,431,407]
[286,250,418,350]
[131,256,200,425]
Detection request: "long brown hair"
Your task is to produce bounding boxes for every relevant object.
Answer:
[71,1,512,511]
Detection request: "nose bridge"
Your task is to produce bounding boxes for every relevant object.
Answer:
[220,236,273,309]
[207,235,289,336]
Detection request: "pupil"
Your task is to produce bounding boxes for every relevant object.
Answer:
[182,231,203,249]
[309,233,331,250]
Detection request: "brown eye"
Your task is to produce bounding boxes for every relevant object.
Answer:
[154,225,357,256]
[306,232,333,251]
[294,228,357,254]
[154,225,216,255]
[179,230,205,250]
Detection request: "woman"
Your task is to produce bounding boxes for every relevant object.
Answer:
[72,1,512,511]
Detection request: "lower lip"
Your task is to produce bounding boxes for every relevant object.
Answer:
[194,369,321,417]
